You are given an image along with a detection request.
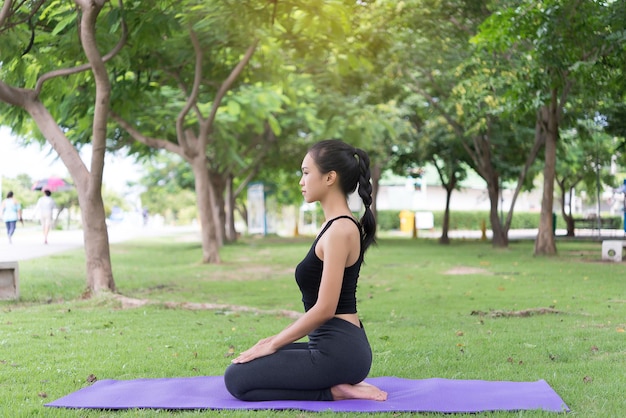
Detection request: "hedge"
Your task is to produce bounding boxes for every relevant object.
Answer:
[376,210,624,231]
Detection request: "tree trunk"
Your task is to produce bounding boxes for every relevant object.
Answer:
[486,179,509,247]
[564,214,575,237]
[191,157,221,263]
[76,0,116,293]
[463,128,511,248]
[78,187,115,293]
[25,91,115,296]
[433,161,457,245]
[439,186,452,245]
[534,94,558,256]
[224,174,238,242]
[209,170,226,247]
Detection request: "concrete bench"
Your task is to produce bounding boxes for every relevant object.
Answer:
[0,261,19,300]
[601,240,626,262]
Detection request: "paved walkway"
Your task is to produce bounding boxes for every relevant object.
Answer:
[0,222,199,262]
[1,224,624,263]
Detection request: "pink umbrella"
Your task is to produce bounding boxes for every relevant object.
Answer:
[32,177,73,192]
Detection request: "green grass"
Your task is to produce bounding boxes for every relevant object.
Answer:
[1,233,625,417]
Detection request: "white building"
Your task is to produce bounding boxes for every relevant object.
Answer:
[376,168,544,213]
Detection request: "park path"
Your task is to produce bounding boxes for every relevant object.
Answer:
[2,223,623,263]
[0,222,199,262]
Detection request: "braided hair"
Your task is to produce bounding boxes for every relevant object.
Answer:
[307,139,376,255]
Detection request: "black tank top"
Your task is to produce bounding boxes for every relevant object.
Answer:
[294,216,362,314]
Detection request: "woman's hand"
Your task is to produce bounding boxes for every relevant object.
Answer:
[231,336,277,364]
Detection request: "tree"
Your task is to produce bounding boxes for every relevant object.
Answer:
[395,0,542,247]
[413,115,469,244]
[0,0,129,294]
[474,0,626,255]
[556,117,618,236]
[109,1,271,262]
[387,84,472,245]
[108,1,359,262]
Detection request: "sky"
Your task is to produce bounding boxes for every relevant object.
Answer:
[0,127,143,195]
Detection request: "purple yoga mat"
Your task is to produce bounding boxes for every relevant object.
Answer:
[45,376,569,413]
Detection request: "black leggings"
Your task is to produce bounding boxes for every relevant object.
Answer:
[224,317,372,401]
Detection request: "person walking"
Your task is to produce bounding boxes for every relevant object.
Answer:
[35,189,57,244]
[1,191,22,244]
[224,139,387,402]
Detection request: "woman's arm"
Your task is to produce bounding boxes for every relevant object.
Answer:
[231,222,354,364]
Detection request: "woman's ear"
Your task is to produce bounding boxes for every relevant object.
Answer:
[325,170,337,186]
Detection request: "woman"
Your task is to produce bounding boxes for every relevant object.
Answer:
[1,191,22,244]
[224,139,387,402]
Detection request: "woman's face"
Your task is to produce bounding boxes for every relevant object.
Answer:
[299,153,326,203]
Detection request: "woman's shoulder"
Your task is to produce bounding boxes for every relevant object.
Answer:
[325,217,360,239]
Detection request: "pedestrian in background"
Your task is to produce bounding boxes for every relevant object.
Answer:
[1,191,22,244]
[35,189,57,244]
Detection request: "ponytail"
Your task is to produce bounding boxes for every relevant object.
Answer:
[355,148,376,254]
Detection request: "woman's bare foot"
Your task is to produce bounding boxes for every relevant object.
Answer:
[331,381,388,401]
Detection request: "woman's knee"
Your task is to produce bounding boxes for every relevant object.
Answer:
[224,364,247,400]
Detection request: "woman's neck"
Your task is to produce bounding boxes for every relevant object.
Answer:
[320,196,352,221]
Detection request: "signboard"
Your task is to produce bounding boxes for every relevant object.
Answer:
[247,182,266,235]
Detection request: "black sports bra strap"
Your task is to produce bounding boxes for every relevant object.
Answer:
[314,215,362,244]
[331,215,361,230]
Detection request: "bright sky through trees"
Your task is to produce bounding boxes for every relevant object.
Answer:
[0,127,141,193]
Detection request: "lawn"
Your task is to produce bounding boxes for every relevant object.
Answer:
[1,231,625,417]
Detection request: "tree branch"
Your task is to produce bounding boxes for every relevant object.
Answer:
[503,128,545,229]
[176,26,205,157]
[407,73,487,177]
[205,40,259,133]
[0,0,13,30]
[233,124,276,197]
[166,68,204,123]
[0,0,47,34]
[75,0,110,187]
[34,0,128,96]
[0,81,30,107]
[110,111,182,155]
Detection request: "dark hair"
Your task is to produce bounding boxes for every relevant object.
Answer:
[44,190,52,196]
[308,139,376,254]
[7,191,13,198]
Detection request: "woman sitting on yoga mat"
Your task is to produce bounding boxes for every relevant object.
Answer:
[224,139,387,402]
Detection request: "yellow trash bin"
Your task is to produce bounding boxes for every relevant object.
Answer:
[399,210,415,233]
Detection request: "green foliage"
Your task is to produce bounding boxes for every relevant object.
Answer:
[1,234,625,416]
[137,152,197,223]
[0,0,130,145]
[472,0,626,114]
[1,174,36,206]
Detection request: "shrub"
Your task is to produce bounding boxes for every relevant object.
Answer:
[376,210,623,231]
